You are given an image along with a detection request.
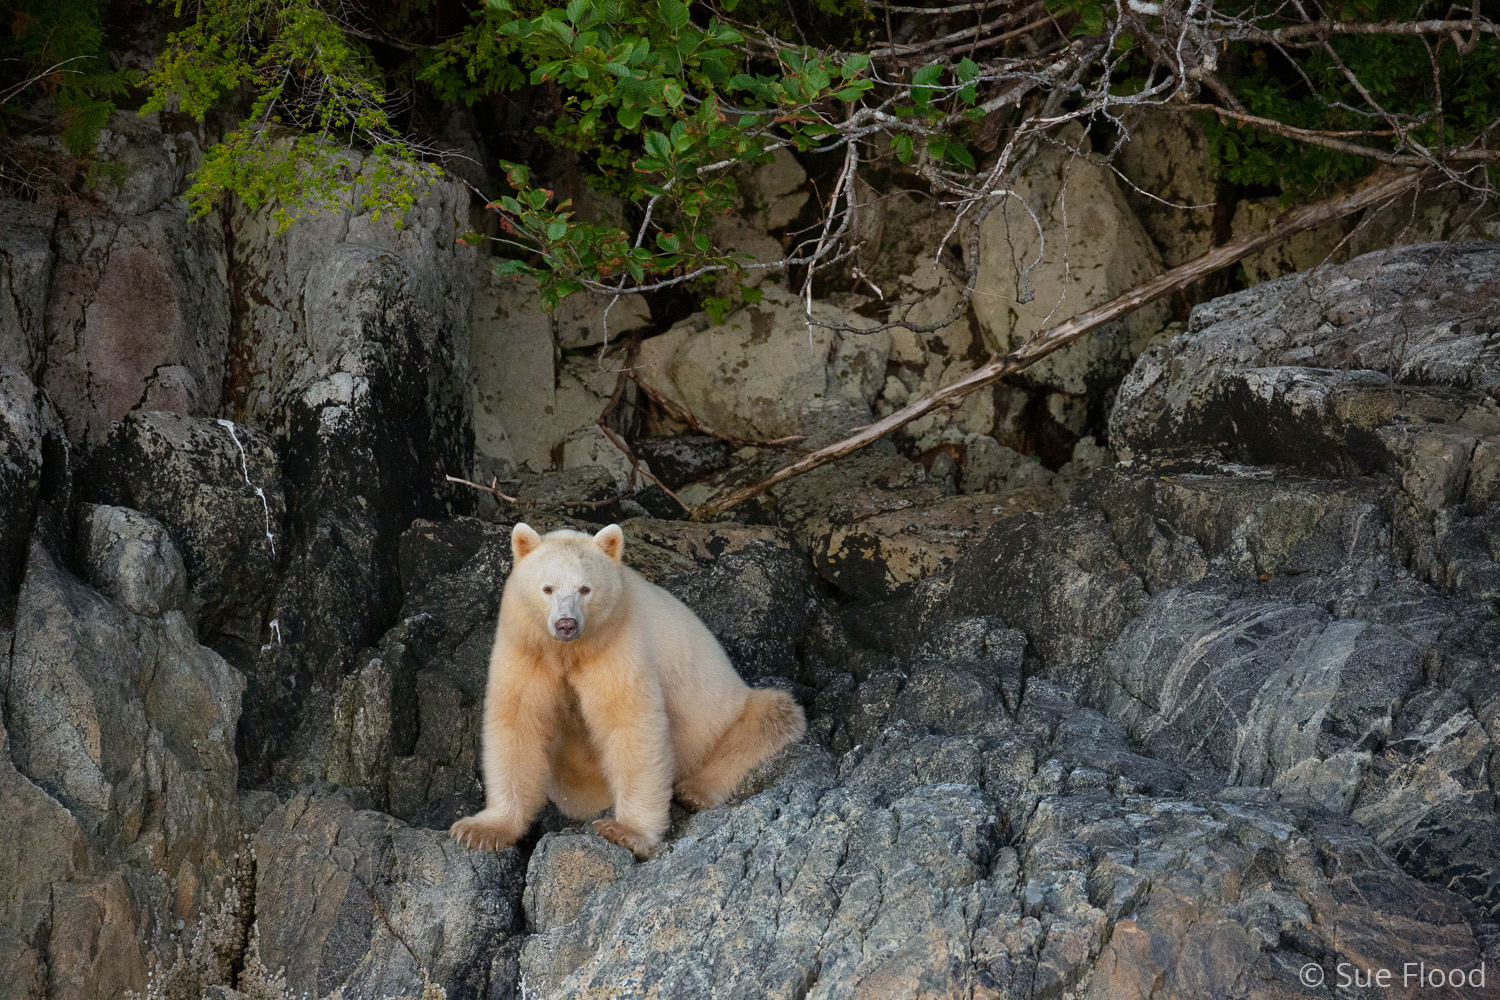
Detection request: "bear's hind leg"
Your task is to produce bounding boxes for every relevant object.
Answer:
[676,688,806,812]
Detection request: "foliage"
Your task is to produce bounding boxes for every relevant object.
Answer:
[1,0,137,156]
[1202,0,1500,197]
[141,0,438,229]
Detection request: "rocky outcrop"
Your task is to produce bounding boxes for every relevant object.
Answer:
[87,411,283,658]
[1111,241,1500,489]
[518,719,1489,1000]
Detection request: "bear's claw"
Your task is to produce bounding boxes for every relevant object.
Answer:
[674,781,724,813]
[449,813,520,851]
[593,818,655,858]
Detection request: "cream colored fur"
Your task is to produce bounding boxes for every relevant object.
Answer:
[449,522,806,858]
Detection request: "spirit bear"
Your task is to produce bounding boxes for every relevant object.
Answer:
[450,522,806,857]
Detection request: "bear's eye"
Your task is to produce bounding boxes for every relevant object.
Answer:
[542,585,554,595]
[579,586,592,595]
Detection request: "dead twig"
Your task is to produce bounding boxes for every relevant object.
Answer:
[690,168,1426,521]
[595,420,691,511]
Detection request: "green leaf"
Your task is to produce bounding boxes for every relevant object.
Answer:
[892,133,914,162]
[656,232,681,251]
[659,0,690,33]
[493,258,532,277]
[618,105,644,129]
[742,286,763,304]
[547,220,569,240]
[644,131,671,158]
[841,53,870,77]
[911,63,943,107]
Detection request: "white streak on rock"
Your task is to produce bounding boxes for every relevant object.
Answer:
[216,418,277,558]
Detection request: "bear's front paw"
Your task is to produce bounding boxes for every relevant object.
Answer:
[674,780,725,813]
[450,811,522,851]
[593,818,656,859]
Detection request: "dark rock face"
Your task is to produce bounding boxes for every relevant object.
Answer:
[222,170,476,781]
[0,364,48,628]
[632,433,733,488]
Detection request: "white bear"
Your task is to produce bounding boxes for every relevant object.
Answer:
[450,522,806,857]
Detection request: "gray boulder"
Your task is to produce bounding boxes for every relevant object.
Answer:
[250,788,525,1000]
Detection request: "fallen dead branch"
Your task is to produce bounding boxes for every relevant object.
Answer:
[690,168,1427,521]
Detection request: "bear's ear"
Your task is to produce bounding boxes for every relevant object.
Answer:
[593,524,624,562]
[511,523,542,563]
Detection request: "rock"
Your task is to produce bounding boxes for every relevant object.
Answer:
[88,410,282,661]
[0,198,57,373]
[1096,582,1424,806]
[852,189,963,292]
[709,213,786,291]
[516,723,1488,1000]
[632,434,733,488]
[0,698,112,1000]
[874,266,999,453]
[635,284,889,445]
[5,539,244,963]
[40,114,229,447]
[971,124,1173,397]
[523,832,636,935]
[250,788,525,1000]
[471,259,650,480]
[960,434,1066,494]
[1115,111,1218,268]
[77,504,189,619]
[1109,242,1500,505]
[1232,195,1348,286]
[741,147,809,232]
[943,502,1150,688]
[0,364,50,627]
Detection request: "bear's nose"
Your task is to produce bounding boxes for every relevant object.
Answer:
[553,617,580,641]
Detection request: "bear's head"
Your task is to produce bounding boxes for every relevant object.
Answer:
[507,522,626,642]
